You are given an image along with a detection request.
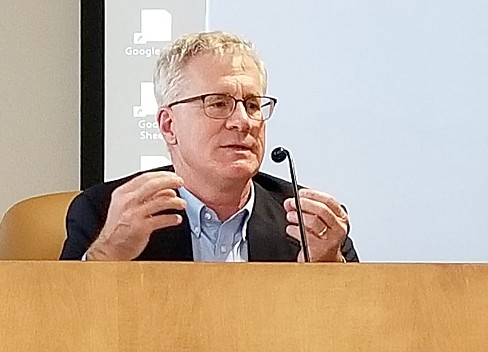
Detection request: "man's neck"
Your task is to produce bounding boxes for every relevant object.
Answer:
[176,169,253,222]
[185,180,252,222]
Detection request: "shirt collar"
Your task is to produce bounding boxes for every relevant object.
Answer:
[178,182,255,241]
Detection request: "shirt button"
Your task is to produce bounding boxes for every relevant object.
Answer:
[220,245,227,253]
[194,226,200,234]
[204,212,212,220]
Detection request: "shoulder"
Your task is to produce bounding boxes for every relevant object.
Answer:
[252,172,295,203]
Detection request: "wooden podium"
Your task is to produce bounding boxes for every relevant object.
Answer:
[1,262,487,351]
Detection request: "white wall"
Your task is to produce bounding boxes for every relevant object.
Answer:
[209,0,488,262]
[0,0,79,218]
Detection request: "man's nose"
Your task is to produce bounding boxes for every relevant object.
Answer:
[225,101,252,132]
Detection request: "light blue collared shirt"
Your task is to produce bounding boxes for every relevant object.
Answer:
[178,184,255,262]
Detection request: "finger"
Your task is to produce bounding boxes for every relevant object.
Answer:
[285,197,340,230]
[148,213,183,230]
[298,188,347,219]
[142,194,186,217]
[301,198,341,229]
[117,171,184,198]
[137,173,184,201]
[286,223,344,252]
[147,188,177,201]
[285,224,302,242]
[283,197,296,212]
[131,171,183,190]
[286,225,324,243]
[286,211,327,237]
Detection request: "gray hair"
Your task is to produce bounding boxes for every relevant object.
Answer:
[153,31,267,106]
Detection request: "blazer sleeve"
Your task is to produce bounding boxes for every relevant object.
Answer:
[59,191,106,260]
[59,169,142,260]
[341,237,359,262]
[340,204,359,262]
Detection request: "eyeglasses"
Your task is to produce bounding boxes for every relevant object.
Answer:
[167,93,277,121]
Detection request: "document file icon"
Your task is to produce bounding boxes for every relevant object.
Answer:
[133,9,172,44]
[133,82,158,117]
[140,156,171,171]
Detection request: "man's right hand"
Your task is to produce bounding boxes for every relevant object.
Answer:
[86,171,186,260]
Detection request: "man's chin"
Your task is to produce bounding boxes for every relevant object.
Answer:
[217,160,260,180]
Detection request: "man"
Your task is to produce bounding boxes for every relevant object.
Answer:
[60,31,358,262]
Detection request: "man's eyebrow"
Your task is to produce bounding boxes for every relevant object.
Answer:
[243,93,264,99]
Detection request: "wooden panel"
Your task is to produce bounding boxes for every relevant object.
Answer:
[0,262,487,351]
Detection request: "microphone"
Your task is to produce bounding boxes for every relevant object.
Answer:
[271,147,310,262]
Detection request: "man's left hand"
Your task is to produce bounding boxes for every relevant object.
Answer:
[284,188,349,262]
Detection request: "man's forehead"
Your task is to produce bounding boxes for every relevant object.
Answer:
[185,52,259,72]
[180,53,264,91]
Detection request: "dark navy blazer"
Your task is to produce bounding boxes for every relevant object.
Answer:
[60,166,359,262]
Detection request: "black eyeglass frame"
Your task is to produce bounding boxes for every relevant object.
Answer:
[167,93,278,121]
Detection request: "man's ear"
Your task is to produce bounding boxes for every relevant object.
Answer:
[157,107,177,145]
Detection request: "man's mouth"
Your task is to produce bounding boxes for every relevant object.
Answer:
[222,144,253,151]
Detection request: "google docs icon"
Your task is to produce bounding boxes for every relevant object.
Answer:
[133,9,172,44]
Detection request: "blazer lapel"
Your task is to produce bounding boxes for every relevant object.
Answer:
[247,182,301,262]
[137,170,300,262]
[137,199,194,261]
